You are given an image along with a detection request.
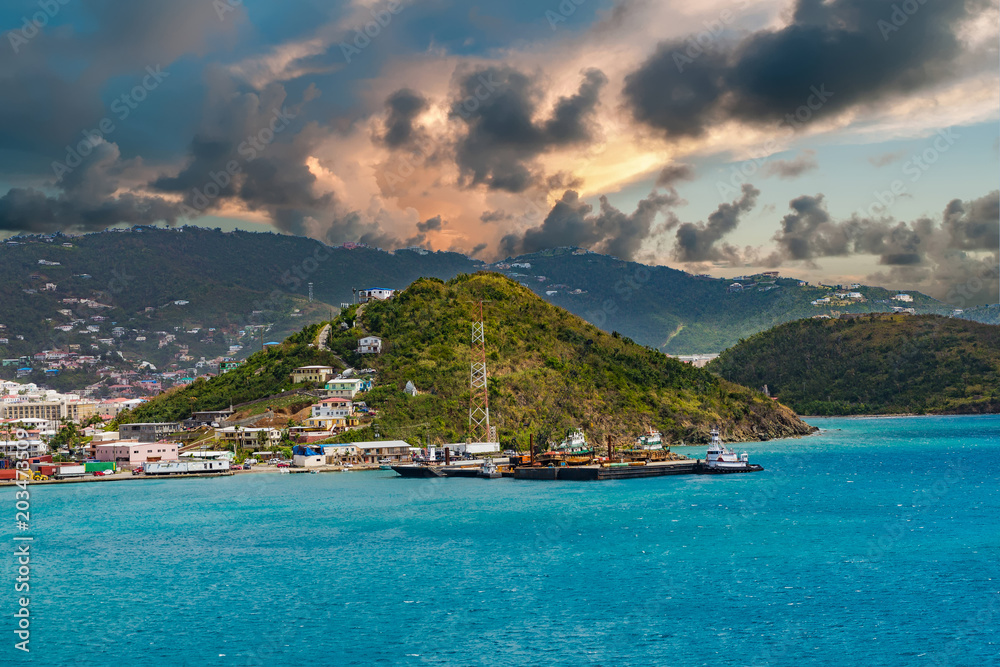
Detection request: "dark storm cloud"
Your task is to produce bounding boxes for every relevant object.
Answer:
[673,184,759,262]
[655,163,695,188]
[942,191,999,251]
[623,0,988,138]
[0,0,236,158]
[500,189,675,260]
[150,78,332,236]
[380,88,428,148]
[451,66,607,192]
[416,215,444,232]
[770,190,999,276]
[480,209,512,223]
[762,150,817,179]
[0,142,182,233]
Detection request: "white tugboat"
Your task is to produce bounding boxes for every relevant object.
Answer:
[701,428,762,473]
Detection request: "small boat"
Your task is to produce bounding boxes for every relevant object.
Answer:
[621,429,675,462]
[701,428,762,473]
[536,429,594,466]
[378,458,393,470]
[478,458,501,479]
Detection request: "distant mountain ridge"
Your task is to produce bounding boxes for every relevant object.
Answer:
[0,227,971,379]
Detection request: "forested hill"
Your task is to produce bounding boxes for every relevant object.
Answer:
[708,314,1000,415]
[323,273,814,446]
[127,273,816,446]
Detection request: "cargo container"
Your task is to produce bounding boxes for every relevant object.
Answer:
[0,469,17,480]
[53,465,86,479]
[84,461,116,473]
[144,460,230,475]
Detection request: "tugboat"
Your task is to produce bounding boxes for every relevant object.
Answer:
[536,429,594,466]
[700,428,762,473]
[622,429,674,462]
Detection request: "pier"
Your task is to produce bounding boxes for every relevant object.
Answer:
[513,460,762,481]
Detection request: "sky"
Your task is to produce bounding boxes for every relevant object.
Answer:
[1,0,998,304]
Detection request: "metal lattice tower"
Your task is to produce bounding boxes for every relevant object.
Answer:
[469,301,490,442]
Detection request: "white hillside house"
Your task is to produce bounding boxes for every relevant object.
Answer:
[357,336,382,354]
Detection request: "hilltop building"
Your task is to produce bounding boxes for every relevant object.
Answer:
[357,288,395,303]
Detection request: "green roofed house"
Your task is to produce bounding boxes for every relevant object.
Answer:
[325,378,364,399]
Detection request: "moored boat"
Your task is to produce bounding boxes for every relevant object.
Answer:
[536,429,594,466]
[701,428,762,473]
[621,429,674,461]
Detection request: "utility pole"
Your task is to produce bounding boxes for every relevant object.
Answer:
[468,300,491,442]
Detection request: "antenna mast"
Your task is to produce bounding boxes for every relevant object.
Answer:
[469,300,491,442]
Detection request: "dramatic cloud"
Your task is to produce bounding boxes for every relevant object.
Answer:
[655,163,695,187]
[769,190,1000,303]
[451,66,607,192]
[150,77,331,236]
[0,142,183,233]
[380,88,428,149]
[500,189,675,260]
[673,184,760,263]
[416,215,445,233]
[623,0,988,138]
[762,150,817,179]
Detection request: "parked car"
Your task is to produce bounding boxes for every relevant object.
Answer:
[276,462,289,468]
[131,467,143,475]
[245,458,258,465]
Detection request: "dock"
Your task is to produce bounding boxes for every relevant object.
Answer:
[513,460,762,481]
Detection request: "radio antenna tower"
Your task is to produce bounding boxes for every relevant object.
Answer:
[469,300,491,442]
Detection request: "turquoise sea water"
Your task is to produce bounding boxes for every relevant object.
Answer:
[2,415,998,666]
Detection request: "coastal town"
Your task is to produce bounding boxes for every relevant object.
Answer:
[0,360,411,483]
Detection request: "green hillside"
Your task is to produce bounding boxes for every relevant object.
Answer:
[708,314,1000,415]
[121,324,338,423]
[324,273,813,447]
[127,273,815,446]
